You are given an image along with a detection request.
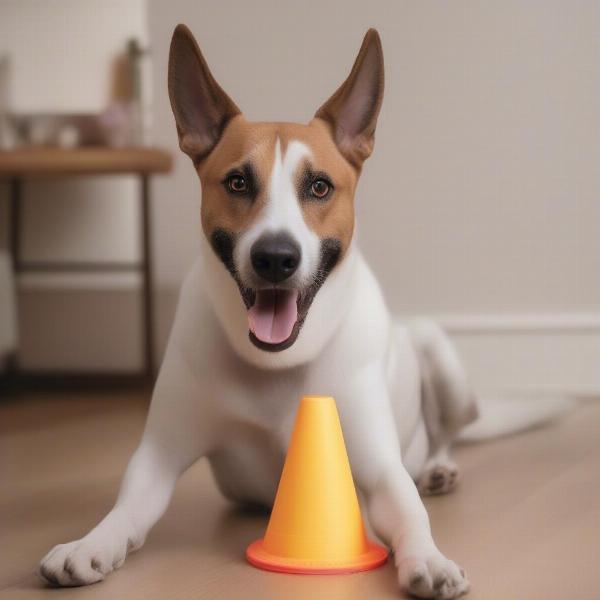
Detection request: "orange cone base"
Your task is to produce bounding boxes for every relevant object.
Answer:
[246,539,388,575]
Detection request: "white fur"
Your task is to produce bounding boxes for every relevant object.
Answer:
[39,140,471,598]
[459,396,574,441]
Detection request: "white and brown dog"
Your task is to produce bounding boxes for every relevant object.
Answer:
[39,26,568,599]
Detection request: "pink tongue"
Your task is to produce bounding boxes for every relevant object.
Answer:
[248,289,299,345]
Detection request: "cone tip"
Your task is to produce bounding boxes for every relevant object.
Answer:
[301,395,335,403]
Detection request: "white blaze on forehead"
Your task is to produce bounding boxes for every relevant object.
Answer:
[269,139,309,219]
[235,138,321,286]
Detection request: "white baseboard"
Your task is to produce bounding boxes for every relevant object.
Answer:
[434,312,600,335]
[429,313,600,399]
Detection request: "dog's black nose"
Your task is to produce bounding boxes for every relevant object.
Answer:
[251,233,301,283]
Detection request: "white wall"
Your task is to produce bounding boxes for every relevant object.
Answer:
[0,0,146,113]
[0,0,148,371]
[147,0,600,394]
[1,1,597,390]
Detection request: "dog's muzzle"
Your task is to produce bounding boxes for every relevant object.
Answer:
[210,228,342,353]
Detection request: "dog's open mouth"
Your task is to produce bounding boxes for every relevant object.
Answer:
[248,289,299,346]
[242,282,319,353]
[213,236,342,353]
[243,278,324,353]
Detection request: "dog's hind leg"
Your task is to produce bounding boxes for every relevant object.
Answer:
[408,320,479,496]
[417,445,460,496]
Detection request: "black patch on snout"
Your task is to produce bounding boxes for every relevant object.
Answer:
[211,228,236,277]
[318,237,342,277]
[210,228,255,308]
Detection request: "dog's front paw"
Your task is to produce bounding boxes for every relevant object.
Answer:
[397,551,469,599]
[39,539,105,586]
[38,512,141,587]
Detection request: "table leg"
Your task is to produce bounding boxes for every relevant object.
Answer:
[9,178,21,271]
[140,174,155,380]
[5,178,22,377]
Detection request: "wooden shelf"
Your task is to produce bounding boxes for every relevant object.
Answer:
[0,146,173,177]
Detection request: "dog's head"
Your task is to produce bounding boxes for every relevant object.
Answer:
[168,25,384,353]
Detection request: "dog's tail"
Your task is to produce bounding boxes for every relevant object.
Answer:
[458,395,575,442]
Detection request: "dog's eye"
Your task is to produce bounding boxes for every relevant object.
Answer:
[226,174,247,194]
[310,179,330,199]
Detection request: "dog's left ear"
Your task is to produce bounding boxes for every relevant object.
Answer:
[168,24,241,164]
[314,29,384,168]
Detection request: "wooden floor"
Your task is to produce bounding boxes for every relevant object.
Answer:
[1,391,599,600]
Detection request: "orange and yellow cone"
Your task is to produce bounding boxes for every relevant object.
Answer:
[246,395,388,574]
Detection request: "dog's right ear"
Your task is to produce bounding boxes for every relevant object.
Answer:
[314,29,384,169]
[168,24,241,163]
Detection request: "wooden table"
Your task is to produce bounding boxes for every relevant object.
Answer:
[0,146,172,385]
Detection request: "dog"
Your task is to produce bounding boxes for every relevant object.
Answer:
[39,25,569,599]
